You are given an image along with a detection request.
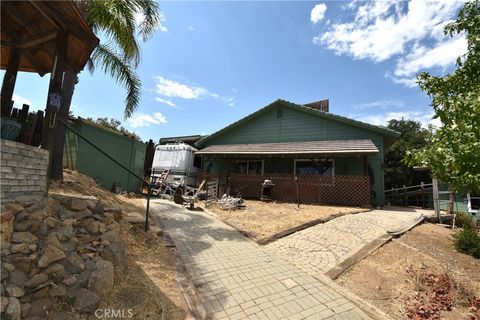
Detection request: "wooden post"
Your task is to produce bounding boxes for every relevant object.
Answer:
[432,179,441,223]
[42,31,68,179]
[1,47,20,116]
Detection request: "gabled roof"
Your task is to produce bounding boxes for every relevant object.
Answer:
[196,99,400,147]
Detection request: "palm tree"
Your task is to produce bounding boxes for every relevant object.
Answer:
[50,0,162,180]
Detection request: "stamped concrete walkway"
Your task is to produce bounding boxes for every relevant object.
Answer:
[266,209,423,279]
[150,199,389,320]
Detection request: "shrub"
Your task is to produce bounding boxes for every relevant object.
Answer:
[455,212,476,229]
[453,227,480,259]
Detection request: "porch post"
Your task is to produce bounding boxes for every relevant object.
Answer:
[42,31,68,177]
[1,47,21,116]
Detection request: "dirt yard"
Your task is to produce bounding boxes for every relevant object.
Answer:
[50,170,187,320]
[199,200,367,243]
[336,223,480,320]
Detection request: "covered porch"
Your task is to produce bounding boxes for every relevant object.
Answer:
[197,139,378,206]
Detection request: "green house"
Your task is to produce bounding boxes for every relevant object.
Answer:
[63,117,146,193]
[195,99,399,206]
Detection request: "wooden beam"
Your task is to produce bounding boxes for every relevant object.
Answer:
[1,47,20,116]
[16,31,57,50]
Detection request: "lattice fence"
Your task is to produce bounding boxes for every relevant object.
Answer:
[197,172,371,206]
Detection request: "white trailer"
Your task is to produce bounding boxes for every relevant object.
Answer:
[151,142,200,187]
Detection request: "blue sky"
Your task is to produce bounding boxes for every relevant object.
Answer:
[5,1,466,142]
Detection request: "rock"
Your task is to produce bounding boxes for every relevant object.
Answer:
[33,223,49,239]
[1,296,9,313]
[61,240,79,253]
[84,258,97,271]
[27,209,47,223]
[43,217,59,229]
[5,297,21,320]
[25,198,48,214]
[86,220,99,234]
[13,211,28,223]
[101,240,127,272]
[15,195,42,207]
[1,269,8,281]
[102,213,114,225]
[5,285,24,298]
[3,262,15,272]
[38,245,66,268]
[51,311,75,320]
[46,233,62,250]
[20,303,31,318]
[72,288,99,313]
[8,270,28,287]
[11,232,38,244]
[28,298,52,317]
[32,287,49,299]
[11,257,32,274]
[44,264,65,282]
[25,273,48,289]
[75,209,91,220]
[4,203,24,215]
[93,203,105,215]
[18,295,31,304]
[100,230,119,243]
[1,284,4,296]
[88,260,114,296]
[62,274,76,286]
[70,198,90,211]
[54,220,74,241]
[98,222,106,234]
[56,207,75,220]
[10,243,29,254]
[49,283,67,297]
[0,210,14,243]
[13,220,32,232]
[64,252,85,274]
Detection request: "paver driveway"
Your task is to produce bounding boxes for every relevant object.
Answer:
[266,209,423,278]
[150,199,388,320]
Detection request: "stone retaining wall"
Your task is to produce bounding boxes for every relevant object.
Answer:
[1,139,49,201]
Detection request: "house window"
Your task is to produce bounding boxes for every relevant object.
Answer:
[234,160,264,175]
[294,159,334,176]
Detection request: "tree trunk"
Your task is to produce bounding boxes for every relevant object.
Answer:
[50,70,78,180]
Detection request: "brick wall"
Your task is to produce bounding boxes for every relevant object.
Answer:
[1,139,49,201]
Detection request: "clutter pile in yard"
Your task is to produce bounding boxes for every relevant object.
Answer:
[0,193,130,319]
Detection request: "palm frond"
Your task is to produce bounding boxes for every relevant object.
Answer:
[131,0,162,41]
[91,44,141,118]
[85,0,141,66]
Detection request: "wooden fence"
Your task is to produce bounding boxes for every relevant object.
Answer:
[198,172,371,206]
[1,102,44,147]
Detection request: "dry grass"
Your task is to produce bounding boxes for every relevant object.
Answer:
[337,223,480,320]
[49,170,187,319]
[199,200,366,243]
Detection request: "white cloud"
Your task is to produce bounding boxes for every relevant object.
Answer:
[314,0,466,87]
[352,110,441,128]
[311,3,327,24]
[155,97,177,108]
[155,76,208,100]
[154,76,235,106]
[128,112,167,128]
[353,99,405,110]
[12,94,33,107]
[187,25,195,31]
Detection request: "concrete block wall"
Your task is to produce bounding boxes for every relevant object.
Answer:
[1,139,49,201]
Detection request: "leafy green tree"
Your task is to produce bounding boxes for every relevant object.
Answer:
[50,0,162,180]
[384,119,429,189]
[86,117,142,141]
[406,1,480,194]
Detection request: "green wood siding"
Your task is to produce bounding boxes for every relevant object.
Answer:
[63,120,146,193]
[203,105,387,205]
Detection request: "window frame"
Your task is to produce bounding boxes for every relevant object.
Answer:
[293,158,335,176]
[234,159,264,175]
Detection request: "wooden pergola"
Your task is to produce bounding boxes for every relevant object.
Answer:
[0,0,98,116]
